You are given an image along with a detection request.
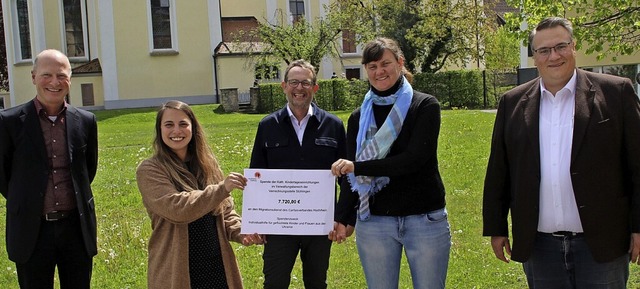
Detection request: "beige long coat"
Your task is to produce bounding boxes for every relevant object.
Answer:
[136,158,244,289]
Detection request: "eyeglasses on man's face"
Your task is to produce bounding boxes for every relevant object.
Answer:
[287,79,314,88]
[533,41,572,57]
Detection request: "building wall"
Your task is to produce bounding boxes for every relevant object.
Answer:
[109,1,216,107]
[216,55,257,92]
[8,64,34,106]
[43,0,62,50]
[222,0,267,18]
[3,0,35,106]
[2,0,362,110]
[329,55,362,79]
[69,74,104,108]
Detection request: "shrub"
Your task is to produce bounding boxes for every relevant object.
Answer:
[414,70,484,109]
[256,79,369,113]
[255,69,509,113]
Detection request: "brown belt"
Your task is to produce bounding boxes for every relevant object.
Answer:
[43,210,75,221]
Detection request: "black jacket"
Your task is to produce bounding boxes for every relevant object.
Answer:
[336,91,446,226]
[0,100,98,262]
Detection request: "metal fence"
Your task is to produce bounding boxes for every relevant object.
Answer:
[238,90,250,104]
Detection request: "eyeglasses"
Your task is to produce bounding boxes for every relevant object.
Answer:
[287,79,314,88]
[533,41,572,57]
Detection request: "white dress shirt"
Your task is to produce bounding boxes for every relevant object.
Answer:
[287,104,313,145]
[537,70,584,233]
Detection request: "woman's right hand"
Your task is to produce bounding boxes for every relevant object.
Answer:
[223,172,248,192]
[328,222,354,244]
[331,159,354,177]
[242,233,266,246]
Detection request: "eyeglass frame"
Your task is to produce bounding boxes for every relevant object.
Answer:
[286,79,315,88]
[533,41,573,57]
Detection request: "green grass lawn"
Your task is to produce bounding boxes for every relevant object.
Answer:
[0,104,638,288]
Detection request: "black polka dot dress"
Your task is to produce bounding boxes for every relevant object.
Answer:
[188,213,228,289]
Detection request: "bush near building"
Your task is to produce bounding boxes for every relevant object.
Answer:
[255,70,514,113]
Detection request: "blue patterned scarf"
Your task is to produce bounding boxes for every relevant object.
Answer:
[348,76,413,221]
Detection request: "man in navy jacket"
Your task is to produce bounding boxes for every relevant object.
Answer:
[249,60,346,289]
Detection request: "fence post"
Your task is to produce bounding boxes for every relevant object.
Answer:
[448,73,453,109]
[250,87,260,113]
[482,70,487,108]
[220,88,239,112]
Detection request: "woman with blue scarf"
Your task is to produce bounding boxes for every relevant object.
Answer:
[329,38,451,289]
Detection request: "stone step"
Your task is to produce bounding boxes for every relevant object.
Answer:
[238,103,253,113]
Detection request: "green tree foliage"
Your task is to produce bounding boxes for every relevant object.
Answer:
[504,0,640,61]
[334,0,497,73]
[485,26,519,73]
[485,26,519,103]
[236,9,343,74]
[235,0,500,75]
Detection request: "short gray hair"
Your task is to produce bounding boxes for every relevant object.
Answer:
[283,60,316,84]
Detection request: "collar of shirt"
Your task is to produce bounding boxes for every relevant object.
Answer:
[286,104,313,125]
[286,104,313,145]
[539,69,577,99]
[33,97,68,120]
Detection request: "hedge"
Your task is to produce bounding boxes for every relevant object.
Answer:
[255,70,510,113]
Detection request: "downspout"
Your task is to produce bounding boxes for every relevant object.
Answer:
[213,52,219,103]
[84,0,90,60]
[213,0,222,103]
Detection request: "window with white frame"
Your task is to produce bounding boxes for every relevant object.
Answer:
[14,0,32,61]
[289,0,306,23]
[62,0,87,59]
[148,0,177,51]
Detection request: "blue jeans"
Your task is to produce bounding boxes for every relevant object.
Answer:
[523,233,629,289]
[355,208,451,289]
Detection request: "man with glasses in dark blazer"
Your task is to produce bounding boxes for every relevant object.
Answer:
[483,17,640,288]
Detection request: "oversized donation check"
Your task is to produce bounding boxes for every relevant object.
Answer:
[241,169,335,235]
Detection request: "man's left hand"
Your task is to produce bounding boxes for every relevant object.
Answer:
[630,233,640,264]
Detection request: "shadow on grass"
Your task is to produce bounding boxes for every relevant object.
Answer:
[212,105,229,114]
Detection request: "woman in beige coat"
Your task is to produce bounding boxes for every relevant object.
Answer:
[136,100,263,289]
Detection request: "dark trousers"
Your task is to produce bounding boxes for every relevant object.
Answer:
[523,233,629,289]
[16,212,92,289]
[263,235,332,289]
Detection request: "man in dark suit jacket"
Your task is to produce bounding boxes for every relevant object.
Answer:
[483,17,640,288]
[0,49,98,288]
[247,60,346,289]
